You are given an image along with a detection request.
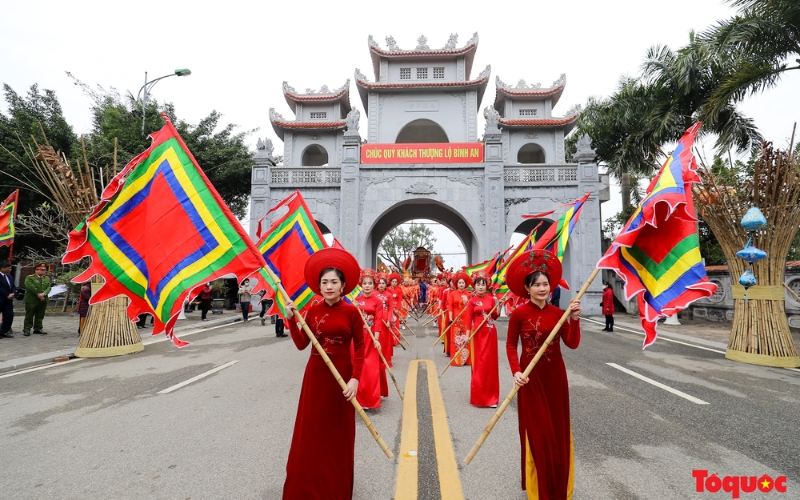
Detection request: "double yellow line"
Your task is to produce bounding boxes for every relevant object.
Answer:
[395,360,464,499]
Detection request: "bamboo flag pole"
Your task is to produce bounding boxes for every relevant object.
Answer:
[388,319,412,347]
[422,310,446,328]
[354,306,404,400]
[383,320,408,350]
[431,307,467,347]
[464,267,600,465]
[441,296,507,376]
[265,267,393,459]
[398,313,418,337]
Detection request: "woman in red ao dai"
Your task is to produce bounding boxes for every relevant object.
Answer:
[282,248,365,500]
[464,271,500,407]
[505,250,581,500]
[353,268,383,409]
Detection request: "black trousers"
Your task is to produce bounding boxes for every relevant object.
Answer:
[200,299,211,319]
[0,301,13,334]
[605,315,614,331]
[241,304,249,321]
[259,302,268,318]
[275,317,284,335]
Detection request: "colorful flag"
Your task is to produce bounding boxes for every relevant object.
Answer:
[256,190,327,319]
[344,284,363,305]
[492,225,541,295]
[532,192,592,263]
[597,123,716,348]
[63,116,267,346]
[0,190,19,248]
[465,256,493,277]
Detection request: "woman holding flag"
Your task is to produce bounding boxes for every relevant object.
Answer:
[353,268,383,409]
[374,273,393,396]
[464,270,500,407]
[388,273,403,344]
[282,247,365,500]
[505,249,581,500]
[447,271,472,366]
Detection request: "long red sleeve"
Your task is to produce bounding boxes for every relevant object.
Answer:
[506,307,523,374]
[348,306,365,380]
[562,318,581,350]
[288,314,310,350]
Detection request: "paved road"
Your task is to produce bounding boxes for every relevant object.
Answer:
[1,315,798,499]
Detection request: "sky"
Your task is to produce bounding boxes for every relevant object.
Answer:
[2,0,798,268]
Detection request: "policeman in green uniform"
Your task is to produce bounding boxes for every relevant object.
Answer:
[23,264,51,336]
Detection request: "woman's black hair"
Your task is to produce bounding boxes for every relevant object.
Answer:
[603,281,610,287]
[473,277,488,286]
[319,267,345,283]
[524,271,550,288]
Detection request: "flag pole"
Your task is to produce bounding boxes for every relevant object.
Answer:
[431,307,467,347]
[464,267,600,465]
[383,320,408,350]
[387,319,412,347]
[265,266,394,459]
[354,305,404,400]
[398,314,418,336]
[441,296,507,376]
[422,310,445,327]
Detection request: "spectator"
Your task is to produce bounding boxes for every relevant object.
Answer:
[77,282,91,334]
[602,281,615,332]
[23,264,50,336]
[238,278,252,322]
[199,282,213,322]
[0,261,16,338]
[550,286,561,308]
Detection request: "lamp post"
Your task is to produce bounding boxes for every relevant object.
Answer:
[137,68,191,135]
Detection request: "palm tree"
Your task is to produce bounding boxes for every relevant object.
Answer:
[641,31,762,154]
[701,0,800,120]
[578,78,665,209]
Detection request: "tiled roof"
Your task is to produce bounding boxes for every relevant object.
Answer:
[272,119,346,129]
[706,260,800,272]
[354,74,489,90]
[369,43,477,58]
[498,85,564,97]
[498,115,578,127]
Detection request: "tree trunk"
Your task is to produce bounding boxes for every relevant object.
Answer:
[621,171,631,209]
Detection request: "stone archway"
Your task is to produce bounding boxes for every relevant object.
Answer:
[395,119,449,144]
[365,199,478,268]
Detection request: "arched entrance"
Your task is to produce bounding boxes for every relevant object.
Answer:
[395,119,449,143]
[301,144,328,166]
[365,199,477,268]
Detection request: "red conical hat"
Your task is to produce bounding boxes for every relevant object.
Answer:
[506,249,562,298]
[304,248,361,296]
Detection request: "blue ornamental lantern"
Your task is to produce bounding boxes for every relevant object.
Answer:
[739,269,756,289]
[741,207,767,232]
[736,244,767,263]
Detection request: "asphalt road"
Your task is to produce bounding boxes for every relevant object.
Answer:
[1,315,798,499]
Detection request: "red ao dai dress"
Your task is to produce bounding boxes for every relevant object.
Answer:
[438,287,451,354]
[283,300,365,500]
[506,300,581,500]
[374,289,394,397]
[447,289,471,366]
[353,293,383,408]
[388,286,402,346]
[464,293,500,407]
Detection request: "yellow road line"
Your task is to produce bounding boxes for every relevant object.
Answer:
[424,359,464,500]
[395,361,419,499]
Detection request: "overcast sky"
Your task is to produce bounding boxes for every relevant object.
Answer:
[2,0,798,268]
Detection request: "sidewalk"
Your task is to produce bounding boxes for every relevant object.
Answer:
[0,309,244,374]
[585,314,800,349]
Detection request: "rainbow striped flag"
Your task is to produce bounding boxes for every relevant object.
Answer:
[532,192,591,264]
[256,191,328,319]
[63,117,267,347]
[598,123,716,348]
[465,256,494,277]
[0,190,18,248]
[344,284,363,305]
[492,227,539,295]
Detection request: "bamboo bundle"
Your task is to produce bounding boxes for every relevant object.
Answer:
[25,131,142,358]
[694,142,800,367]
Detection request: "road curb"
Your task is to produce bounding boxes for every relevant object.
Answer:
[0,315,241,375]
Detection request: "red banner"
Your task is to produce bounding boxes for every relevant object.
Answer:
[360,142,484,164]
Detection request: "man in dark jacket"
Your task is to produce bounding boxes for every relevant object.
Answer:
[0,261,16,338]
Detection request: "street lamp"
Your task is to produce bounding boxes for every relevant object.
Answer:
[136,68,191,134]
